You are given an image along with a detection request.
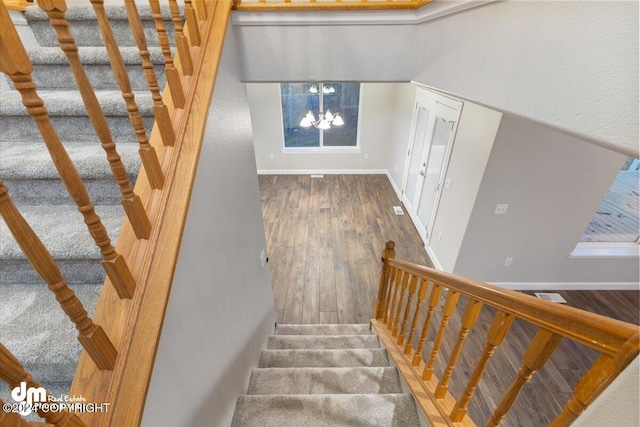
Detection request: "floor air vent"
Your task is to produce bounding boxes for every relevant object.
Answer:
[310,174,324,178]
[535,293,567,304]
[393,206,404,215]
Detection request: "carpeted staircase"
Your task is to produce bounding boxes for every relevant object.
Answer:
[0,4,172,403]
[231,324,422,426]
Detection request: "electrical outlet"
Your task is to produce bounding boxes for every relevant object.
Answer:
[269,153,274,160]
[260,249,267,269]
[504,257,513,267]
[438,232,443,241]
[364,153,369,160]
[494,204,509,215]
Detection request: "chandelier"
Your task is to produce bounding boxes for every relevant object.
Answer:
[299,109,344,129]
[299,83,343,129]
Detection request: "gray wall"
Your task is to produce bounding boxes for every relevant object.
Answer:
[453,114,639,285]
[141,27,275,427]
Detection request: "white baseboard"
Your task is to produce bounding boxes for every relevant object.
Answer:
[257,169,388,175]
[490,282,640,291]
[425,245,443,271]
[385,171,403,201]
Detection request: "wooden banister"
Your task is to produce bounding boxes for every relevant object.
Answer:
[0,0,137,300]
[233,0,433,11]
[123,0,176,148]
[0,180,117,371]
[37,0,152,241]
[166,0,193,76]
[88,0,165,188]
[372,240,640,427]
[0,342,85,427]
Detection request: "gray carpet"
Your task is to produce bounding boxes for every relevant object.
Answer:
[231,324,420,426]
[0,3,172,405]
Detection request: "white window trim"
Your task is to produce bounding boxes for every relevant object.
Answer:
[280,83,362,152]
[570,242,640,259]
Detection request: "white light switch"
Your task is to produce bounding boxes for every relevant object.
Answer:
[494,204,509,215]
[260,249,267,269]
[504,257,513,266]
[445,179,452,190]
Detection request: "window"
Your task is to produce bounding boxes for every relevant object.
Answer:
[280,82,360,151]
[571,157,639,258]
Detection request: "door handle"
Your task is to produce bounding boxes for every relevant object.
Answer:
[419,171,425,177]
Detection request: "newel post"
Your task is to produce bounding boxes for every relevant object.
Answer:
[374,240,395,319]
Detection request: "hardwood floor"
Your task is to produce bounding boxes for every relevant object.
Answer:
[259,174,432,325]
[259,174,639,426]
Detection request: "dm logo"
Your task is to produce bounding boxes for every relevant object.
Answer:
[11,382,46,416]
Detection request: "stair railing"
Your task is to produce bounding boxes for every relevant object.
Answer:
[232,0,434,11]
[372,240,639,427]
[0,0,230,425]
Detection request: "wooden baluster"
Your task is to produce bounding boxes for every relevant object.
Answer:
[144,0,185,112]
[392,272,410,337]
[422,289,460,380]
[0,343,85,426]
[374,240,395,319]
[549,355,615,427]
[166,0,193,76]
[37,0,152,240]
[486,329,563,427]
[382,266,396,324]
[451,311,515,421]
[0,181,118,371]
[193,0,208,21]
[435,299,483,398]
[397,275,418,345]
[88,0,165,185]
[412,282,442,366]
[0,397,31,427]
[404,278,427,355]
[122,0,176,147]
[184,0,201,47]
[0,0,136,299]
[386,269,402,330]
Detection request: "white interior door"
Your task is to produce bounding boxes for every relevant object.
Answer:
[401,104,430,213]
[401,89,461,245]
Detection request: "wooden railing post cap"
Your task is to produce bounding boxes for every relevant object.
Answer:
[385,241,395,251]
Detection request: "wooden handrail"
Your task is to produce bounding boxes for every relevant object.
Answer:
[233,0,432,11]
[372,240,640,427]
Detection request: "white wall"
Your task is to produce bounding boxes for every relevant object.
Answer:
[386,83,417,193]
[411,0,639,157]
[453,114,639,285]
[248,82,399,173]
[142,28,275,427]
[427,99,502,272]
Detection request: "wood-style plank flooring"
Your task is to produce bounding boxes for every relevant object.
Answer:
[259,174,639,426]
[259,174,432,325]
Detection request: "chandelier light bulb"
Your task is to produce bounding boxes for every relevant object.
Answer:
[332,113,344,126]
[318,119,331,130]
[309,85,318,94]
[324,110,333,122]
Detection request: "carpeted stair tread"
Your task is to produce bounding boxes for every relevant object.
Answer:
[275,324,371,336]
[0,89,153,116]
[259,349,389,368]
[247,367,402,395]
[0,283,102,382]
[267,334,380,349]
[0,204,124,260]
[0,90,154,143]
[24,4,177,48]
[231,394,420,427]
[20,46,167,91]
[1,141,140,180]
